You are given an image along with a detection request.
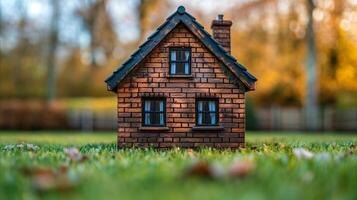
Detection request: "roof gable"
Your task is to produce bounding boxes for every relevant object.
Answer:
[106,6,257,92]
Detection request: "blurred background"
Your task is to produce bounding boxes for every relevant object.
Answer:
[0,0,356,132]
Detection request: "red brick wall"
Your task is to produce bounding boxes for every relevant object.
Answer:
[211,18,232,53]
[117,24,245,149]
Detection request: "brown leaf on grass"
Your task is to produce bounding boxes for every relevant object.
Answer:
[21,166,76,192]
[185,159,256,180]
[350,144,356,150]
[21,167,54,177]
[79,155,89,163]
[59,165,69,174]
[228,160,255,178]
[185,160,213,178]
[32,171,74,192]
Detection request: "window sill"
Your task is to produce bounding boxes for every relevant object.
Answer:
[167,74,193,78]
[139,126,170,131]
[192,126,224,131]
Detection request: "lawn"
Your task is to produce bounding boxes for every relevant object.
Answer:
[0,131,356,200]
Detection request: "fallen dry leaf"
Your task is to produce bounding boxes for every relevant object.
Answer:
[185,160,213,178]
[21,166,77,192]
[228,160,255,178]
[21,167,54,177]
[59,165,69,174]
[32,171,74,192]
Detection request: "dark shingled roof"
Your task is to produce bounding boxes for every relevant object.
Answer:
[105,6,257,92]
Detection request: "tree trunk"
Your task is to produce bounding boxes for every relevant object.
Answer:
[305,0,319,130]
[47,0,60,103]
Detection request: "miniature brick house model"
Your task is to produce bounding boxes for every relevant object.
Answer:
[105,6,257,149]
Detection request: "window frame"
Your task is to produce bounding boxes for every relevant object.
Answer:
[169,47,191,75]
[141,97,166,127]
[195,98,219,126]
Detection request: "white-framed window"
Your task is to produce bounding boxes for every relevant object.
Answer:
[142,98,166,126]
[169,47,191,75]
[196,99,219,126]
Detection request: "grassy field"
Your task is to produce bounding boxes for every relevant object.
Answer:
[0,131,356,200]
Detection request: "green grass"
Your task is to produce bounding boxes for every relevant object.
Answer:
[0,131,356,200]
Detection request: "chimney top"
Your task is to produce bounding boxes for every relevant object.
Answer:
[211,15,232,53]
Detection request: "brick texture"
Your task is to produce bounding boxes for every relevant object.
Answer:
[211,19,232,53]
[117,24,245,149]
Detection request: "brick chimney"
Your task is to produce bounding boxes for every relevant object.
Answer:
[211,14,232,54]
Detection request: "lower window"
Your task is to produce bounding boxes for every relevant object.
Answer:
[142,98,166,126]
[196,99,219,126]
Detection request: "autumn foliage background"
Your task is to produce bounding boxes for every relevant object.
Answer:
[0,0,356,130]
[0,2,356,199]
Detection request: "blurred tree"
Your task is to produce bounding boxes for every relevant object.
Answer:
[231,0,304,107]
[0,0,356,106]
[136,0,162,40]
[77,0,118,67]
[58,48,90,97]
[0,0,47,99]
[47,0,60,103]
[305,0,319,130]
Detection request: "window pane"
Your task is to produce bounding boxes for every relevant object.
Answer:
[144,113,151,125]
[203,112,209,125]
[144,101,151,111]
[170,63,176,74]
[196,99,218,126]
[178,50,184,61]
[159,101,164,112]
[159,113,164,125]
[153,100,158,112]
[184,63,189,74]
[143,99,165,126]
[185,50,190,61]
[150,100,155,112]
[170,51,176,61]
[208,101,216,112]
[176,63,185,74]
[210,113,216,124]
[152,113,159,125]
[197,113,203,125]
[197,101,203,112]
[203,101,209,112]
[169,49,190,75]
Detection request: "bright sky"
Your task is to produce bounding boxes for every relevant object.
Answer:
[1,0,356,49]
[0,0,246,48]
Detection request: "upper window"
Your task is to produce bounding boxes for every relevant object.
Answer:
[169,47,191,75]
[196,99,219,126]
[142,98,166,127]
